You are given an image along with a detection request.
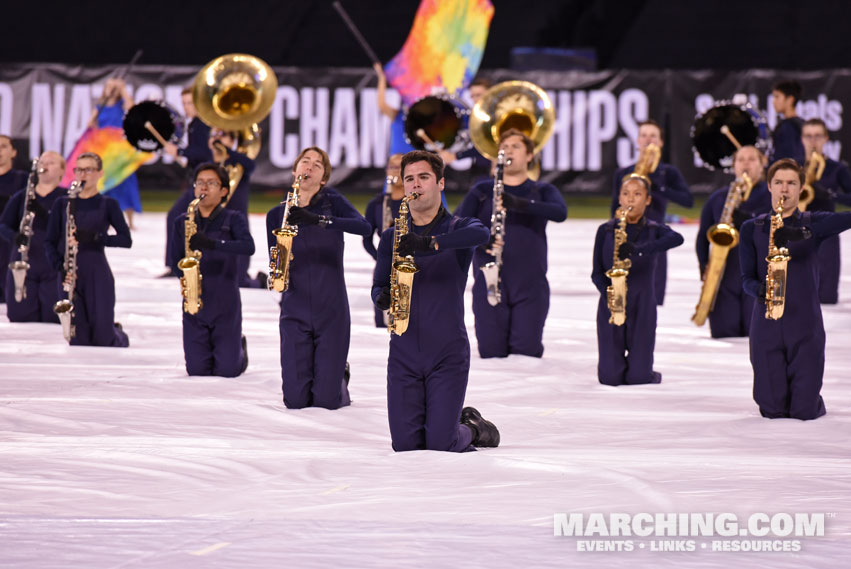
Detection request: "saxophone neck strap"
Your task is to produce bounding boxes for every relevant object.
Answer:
[413,206,448,236]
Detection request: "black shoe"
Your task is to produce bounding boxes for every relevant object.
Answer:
[460,406,500,448]
[256,271,268,289]
[239,335,248,375]
[344,362,351,385]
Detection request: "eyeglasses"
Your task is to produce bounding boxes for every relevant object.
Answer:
[194,180,222,189]
[73,167,99,174]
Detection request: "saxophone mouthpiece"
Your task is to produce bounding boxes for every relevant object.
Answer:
[408,192,420,200]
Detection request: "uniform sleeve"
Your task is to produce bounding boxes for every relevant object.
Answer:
[696,195,714,270]
[371,228,393,304]
[433,216,489,250]
[653,166,693,208]
[217,212,255,256]
[104,199,132,248]
[266,207,280,257]
[454,186,485,219]
[772,121,803,163]
[328,193,371,236]
[226,148,256,177]
[523,183,567,221]
[833,163,851,208]
[808,211,851,240]
[590,224,608,295]
[362,197,379,260]
[456,147,492,169]
[0,191,23,243]
[170,216,185,275]
[635,223,684,257]
[738,220,762,298]
[45,199,65,270]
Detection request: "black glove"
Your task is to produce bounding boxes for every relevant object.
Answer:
[15,233,28,247]
[501,192,530,211]
[189,231,217,250]
[375,286,392,310]
[74,228,101,244]
[287,206,321,226]
[731,208,751,229]
[773,226,811,247]
[699,264,706,281]
[397,233,434,256]
[618,240,637,259]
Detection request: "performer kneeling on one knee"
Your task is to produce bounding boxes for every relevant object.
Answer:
[170,163,254,377]
[739,159,851,420]
[45,152,131,347]
[592,174,683,386]
[372,150,500,452]
[266,147,370,410]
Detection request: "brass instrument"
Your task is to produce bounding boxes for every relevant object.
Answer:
[765,196,791,320]
[268,175,302,292]
[798,151,826,211]
[625,143,661,181]
[178,196,205,314]
[481,149,507,306]
[388,193,420,336]
[193,53,278,202]
[692,172,754,326]
[606,207,633,326]
[9,159,40,302]
[53,180,83,342]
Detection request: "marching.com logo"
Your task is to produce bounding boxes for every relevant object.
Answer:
[554,512,829,553]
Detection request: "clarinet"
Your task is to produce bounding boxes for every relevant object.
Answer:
[480,150,507,306]
[53,180,84,342]
[8,159,40,302]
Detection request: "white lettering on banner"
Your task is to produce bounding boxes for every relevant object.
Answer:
[587,90,618,170]
[542,90,571,171]
[572,90,587,170]
[764,93,844,131]
[300,87,329,152]
[328,88,358,167]
[135,83,164,105]
[269,86,300,167]
[617,88,648,166]
[64,85,93,157]
[0,83,12,135]
[359,88,393,167]
[30,83,65,158]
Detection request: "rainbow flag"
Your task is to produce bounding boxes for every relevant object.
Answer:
[61,127,152,192]
[385,0,494,107]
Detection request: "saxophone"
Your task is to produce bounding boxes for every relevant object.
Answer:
[387,192,420,336]
[692,172,754,325]
[624,143,661,182]
[177,195,205,314]
[268,175,302,292]
[606,206,633,326]
[481,149,507,306]
[9,159,40,302]
[53,180,83,342]
[765,196,791,320]
[797,151,826,211]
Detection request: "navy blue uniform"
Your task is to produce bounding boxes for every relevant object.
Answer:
[696,181,772,338]
[363,192,402,327]
[0,186,66,321]
[170,207,254,377]
[772,117,805,164]
[455,179,567,358]
[806,158,851,303]
[371,208,489,452]
[592,217,683,385]
[740,210,851,420]
[266,187,370,410]
[45,193,131,347]
[611,163,693,305]
[0,168,28,303]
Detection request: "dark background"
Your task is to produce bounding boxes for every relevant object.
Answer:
[4,0,849,70]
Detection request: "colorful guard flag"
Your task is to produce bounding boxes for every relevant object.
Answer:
[384,0,494,107]
[61,127,152,192]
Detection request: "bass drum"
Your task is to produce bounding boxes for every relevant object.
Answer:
[403,94,468,152]
[691,100,771,171]
[123,100,185,152]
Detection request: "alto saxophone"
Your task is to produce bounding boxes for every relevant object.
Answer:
[178,195,205,314]
[624,143,661,182]
[606,206,633,326]
[797,151,826,212]
[692,172,754,325]
[268,175,302,292]
[53,180,84,342]
[9,159,40,302]
[388,192,420,336]
[765,196,791,320]
[481,149,507,306]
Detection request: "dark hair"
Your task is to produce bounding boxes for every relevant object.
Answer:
[293,146,332,184]
[401,150,444,180]
[767,158,804,185]
[194,162,229,190]
[638,119,664,143]
[181,86,193,96]
[498,128,534,155]
[0,134,13,146]
[470,77,493,90]
[621,173,651,194]
[77,152,103,171]
[772,80,802,103]
[803,117,829,136]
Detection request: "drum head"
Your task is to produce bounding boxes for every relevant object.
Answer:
[403,96,464,151]
[123,100,184,152]
[691,102,769,171]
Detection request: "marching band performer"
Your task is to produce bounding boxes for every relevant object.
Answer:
[739,159,851,420]
[0,135,29,304]
[770,80,805,164]
[0,151,67,321]
[371,150,498,452]
[45,152,131,347]
[170,163,254,377]
[695,146,772,338]
[266,147,370,410]
[799,118,851,303]
[593,175,683,386]
[455,129,567,359]
[611,119,692,305]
